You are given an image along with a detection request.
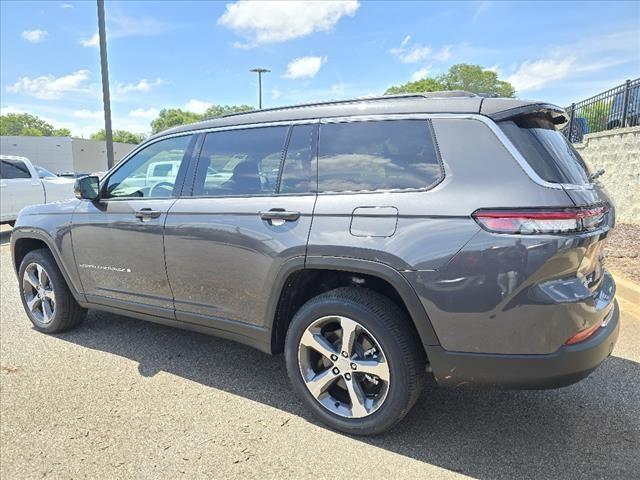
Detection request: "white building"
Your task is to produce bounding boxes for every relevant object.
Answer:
[0,136,137,174]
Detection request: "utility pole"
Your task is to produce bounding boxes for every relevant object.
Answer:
[250,68,270,109]
[97,0,114,169]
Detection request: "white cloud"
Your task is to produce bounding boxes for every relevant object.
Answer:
[410,66,432,82]
[74,109,103,120]
[507,58,575,92]
[6,70,92,100]
[284,56,326,79]
[218,0,359,47]
[390,37,451,64]
[114,78,164,95]
[79,32,99,47]
[129,107,160,119]
[80,13,170,47]
[61,3,73,9]
[0,105,28,115]
[22,29,48,43]
[271,89,281,100]
[184,99,212,114]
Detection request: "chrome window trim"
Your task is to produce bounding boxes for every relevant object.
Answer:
[109,113,592,196]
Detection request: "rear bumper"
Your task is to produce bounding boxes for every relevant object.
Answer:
[428,300,620,389]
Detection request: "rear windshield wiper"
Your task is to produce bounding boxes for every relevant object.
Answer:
[589,168,606,182]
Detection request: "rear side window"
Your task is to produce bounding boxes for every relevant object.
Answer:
[193,126,288,196]
[499,116,591,185]
[317,120,442,192]
[279,124,317,194]
[1,160,31,179]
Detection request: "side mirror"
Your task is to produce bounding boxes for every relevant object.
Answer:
[74,176,100,200]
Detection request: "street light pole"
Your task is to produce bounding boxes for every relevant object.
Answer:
[250,68,270,109]
[97,0,114,169]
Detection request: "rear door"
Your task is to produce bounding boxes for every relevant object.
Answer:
[71,134,195,315]
[164,122,318,329]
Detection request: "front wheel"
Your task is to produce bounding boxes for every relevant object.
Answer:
[285,287,426,435]
[18,249,87,333]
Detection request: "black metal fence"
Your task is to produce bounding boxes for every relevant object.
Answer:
[563,78,640,143]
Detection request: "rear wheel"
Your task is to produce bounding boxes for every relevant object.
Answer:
[18,249,87,333]
[285,287,425,435]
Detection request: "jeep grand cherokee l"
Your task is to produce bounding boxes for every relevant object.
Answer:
[11,92,619,435]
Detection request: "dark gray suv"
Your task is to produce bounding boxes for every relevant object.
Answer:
[11,92,619,435]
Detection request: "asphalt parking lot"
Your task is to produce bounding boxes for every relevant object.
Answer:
[1,227,639,479]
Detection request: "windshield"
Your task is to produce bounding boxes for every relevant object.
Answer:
[499,115,591,185]
[35,165,57,178]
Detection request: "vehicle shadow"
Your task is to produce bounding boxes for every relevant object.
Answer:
[56,310,640,480]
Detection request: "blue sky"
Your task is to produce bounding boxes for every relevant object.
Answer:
[1,0,638,137]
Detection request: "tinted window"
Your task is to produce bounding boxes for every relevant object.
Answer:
[104,135,191,198]
[500,116,591,185]
[35,165,56,178]
[318,120,442,192]
[279,124,316,194]
[193,126,288,196]
[0,160,31,179]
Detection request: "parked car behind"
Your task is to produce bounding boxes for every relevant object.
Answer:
[0,155,75,225]
[11,93,619,435]
[607,86,640,129]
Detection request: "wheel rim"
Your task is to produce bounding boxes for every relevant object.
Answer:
[298,315,390,419]
[22,262,56,325]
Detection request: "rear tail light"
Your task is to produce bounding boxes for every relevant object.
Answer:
[472,206,607,234]
[564,323,601,345]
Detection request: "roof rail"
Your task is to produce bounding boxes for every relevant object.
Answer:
[201,91,478,122]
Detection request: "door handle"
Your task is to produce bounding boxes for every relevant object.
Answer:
[134,208,162,220]
[259,209,301,222]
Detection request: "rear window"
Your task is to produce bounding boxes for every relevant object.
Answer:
[318,119,442,192]
[499,115,591,185]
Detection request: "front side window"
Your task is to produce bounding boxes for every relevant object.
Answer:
[0,160,31,179]
[104,135,191,198]
[193,126,288,196]
[318,120,442,192]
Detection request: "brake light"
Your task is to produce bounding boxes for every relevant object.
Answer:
[472,206,607,234]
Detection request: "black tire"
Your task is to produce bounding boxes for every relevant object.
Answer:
[18,248,87,333]
[285,287,426,435]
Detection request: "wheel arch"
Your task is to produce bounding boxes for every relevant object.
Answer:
[268,255,441,355]
[11,228,85,304]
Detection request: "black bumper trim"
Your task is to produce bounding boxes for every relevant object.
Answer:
[428,300,620,389]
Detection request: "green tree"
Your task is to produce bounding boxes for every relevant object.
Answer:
[91,129,146,144]
[150,108,201,134]
[385,63,516,97]
[0,112,72,137]
[150,104,254,134]
[578,100,609,133]
[202,104,253,118]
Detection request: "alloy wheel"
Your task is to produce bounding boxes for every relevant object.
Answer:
[298,315,390,419]
[22,262,56,324]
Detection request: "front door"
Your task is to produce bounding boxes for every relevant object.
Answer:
[71,134,194,315]
[164,123,318,328]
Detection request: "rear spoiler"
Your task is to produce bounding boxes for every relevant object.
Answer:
[488,103,569,128]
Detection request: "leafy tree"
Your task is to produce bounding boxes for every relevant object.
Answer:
[578,100,609,133]
[0,113,71,137]
[385,63,515,97]
[150,104,254,134]
[385,77,444,95]
[91,129,146,144]
[150,108,201,134]
[202,104,253,119]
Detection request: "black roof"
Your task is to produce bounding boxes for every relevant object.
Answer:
[152,92,564,139]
